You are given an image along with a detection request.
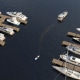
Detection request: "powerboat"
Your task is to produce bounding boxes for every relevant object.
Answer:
[66,46,80,55]
[6,12,28,21]
[52,66,80,80]
[0,33,5,41]
[57,11,68,21]
[73,37,80,42]
[0,27,14,35]
[35,55,40,60]
[76,28,80,32]
[7,17,20,26]
[60,54,80,66]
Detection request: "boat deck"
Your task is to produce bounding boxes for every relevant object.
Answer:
[52,58,80,72]
[67,32,80,37]
[62,41,80,48]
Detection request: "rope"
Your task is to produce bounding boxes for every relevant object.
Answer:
[53,73,61,80]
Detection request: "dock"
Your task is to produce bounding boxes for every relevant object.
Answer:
[62,41,80,48]
[67,32,80,37]
[0,40,5,46]
[52,58,80,73]
[0,14,20,32]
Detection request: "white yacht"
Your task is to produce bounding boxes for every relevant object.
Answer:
[6,12,28,21]
[76,28,80,32]
[35,55,40,60]
[0,33,5,41]
[52,66,80,80]
[57,11,68,21]
[66,46,80,55]
[7,17,20,26]
[60,54,80,66]
[73,37,80,42]
[0,27,14,35]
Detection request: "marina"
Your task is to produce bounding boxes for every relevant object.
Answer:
[0,12,28,46]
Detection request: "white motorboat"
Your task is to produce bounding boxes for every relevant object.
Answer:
[76,28,80,32]
[66,46,80,55]
[0,33,5,41]
[60,53,80,66]
[0,27,14,35]
[7,17,20,26]
[57,11,68,21]
[6,12,28,21]
[73,37,80,42]
[52,66,80,80]
[35,55,40,60]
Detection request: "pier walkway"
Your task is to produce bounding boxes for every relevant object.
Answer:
[67,32,80,37]
[52,58,80,73]
[62,41,80,48]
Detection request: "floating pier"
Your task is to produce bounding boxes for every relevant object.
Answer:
[62,41,80,48]
[67,32,80,37]
[52,58,80,72]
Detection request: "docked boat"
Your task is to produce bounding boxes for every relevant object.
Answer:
[52,66,80,80]
[0,27,15,35]
[66,46,80,55]
[57,11,68,21]
[76,28,80,32]
[73,37,80,42]
[0,33,5,41]
[7,17,20,26]
[60,53,80,66]
[6,12,28,21]
[35,55,40,60]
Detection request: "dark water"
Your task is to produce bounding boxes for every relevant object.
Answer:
[0,0,80,80]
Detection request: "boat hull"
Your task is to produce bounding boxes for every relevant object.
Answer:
[52,66,80,80]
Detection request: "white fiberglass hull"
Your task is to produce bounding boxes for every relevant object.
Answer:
[7,17,20,26]
[60,54,80,66]
[52,66,80,80]
[6,12,28,21]
[76,28,80,32]
[73,37,80,42]
[66,46,80,55]
[57,11,68,21]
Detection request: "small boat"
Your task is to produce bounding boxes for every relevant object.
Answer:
[0,27,14,35]
[35,55,40,60]
[60,53,80,66]
[76,28,80,32]
[52,66,80,80]
[57,11,68,21]
[73,37,80,42]
[6,12,28,21]
[7,17,20,26]
[0,33,5,41]
[66,46,80,55]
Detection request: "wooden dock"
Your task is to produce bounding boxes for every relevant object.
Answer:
[0,40,5,46]
[52,58,80,72]
[62,41,80,48]
[67,32,80,37]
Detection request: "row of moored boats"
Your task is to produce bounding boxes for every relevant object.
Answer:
[0,12,28,41]
[52,11,80,80]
